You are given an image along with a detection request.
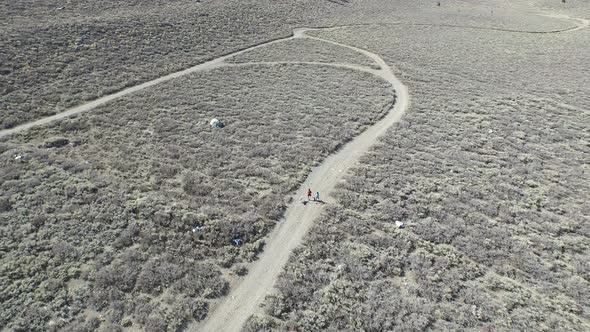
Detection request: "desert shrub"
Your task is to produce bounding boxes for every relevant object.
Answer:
[1,0,357,128]
[143,314,167,332]
[135,259,183,294]
[242,314,279,332]
[52,242,79,261]
[43,137,70,149]
[0,196,12,212]
[5,2,587,330]
[228,37,378,68]
[61,316,103,332]
[112,223,140,249]
[231,264,249,276]
[130,295,207,332]
[106,300,124,324]
[132,295,157,325]
[186,298,209,321]
[172,263,228,298]
[92,251,143,296]
[89,288,125,312]
[11,302,51,332]
[97,323,123,332]
[164,297,208,331]
[264,294,289,319]
[182,172,213,197]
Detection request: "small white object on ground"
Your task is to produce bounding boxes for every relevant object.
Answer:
[395,220,405,228]
[192,226,205,232]
[210,118,224,128]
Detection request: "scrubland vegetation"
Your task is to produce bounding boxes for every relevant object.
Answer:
[248,11,590,332]
[2,0,588,331]
[0,0,574,129]
[227,38,378,68]
[0,64,392,331]
[1,0,350,129]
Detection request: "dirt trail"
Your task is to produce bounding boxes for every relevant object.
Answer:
[195,27,409,332]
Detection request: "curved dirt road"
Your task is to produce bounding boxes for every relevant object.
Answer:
[0,13,586,139]
[196,27,409,332]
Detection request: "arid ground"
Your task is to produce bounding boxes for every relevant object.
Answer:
[1,1,588,331]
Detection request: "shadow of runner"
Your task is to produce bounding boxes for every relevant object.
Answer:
[327,0,351,5]
[302,200,326,205]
